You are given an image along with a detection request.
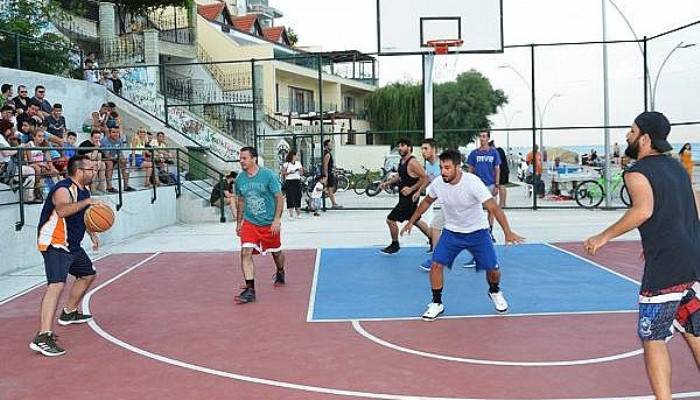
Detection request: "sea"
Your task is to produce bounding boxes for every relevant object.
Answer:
[510,143,700,162]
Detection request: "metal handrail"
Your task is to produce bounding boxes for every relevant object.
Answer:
[0,146,231,230]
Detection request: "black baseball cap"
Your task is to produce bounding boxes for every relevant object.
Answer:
[634,111,672,153]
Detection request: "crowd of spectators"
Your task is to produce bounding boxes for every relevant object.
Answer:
[0,81,176,205]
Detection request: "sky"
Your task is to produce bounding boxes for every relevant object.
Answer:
[270,0,700,148]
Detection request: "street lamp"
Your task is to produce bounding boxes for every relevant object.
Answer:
[539,93,562,156]
[499,107,522,166]
[498,64,562,152]
[651,42,696,110]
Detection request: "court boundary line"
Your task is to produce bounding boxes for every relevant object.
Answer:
[307,309,638,323]
[80,251,700,400]
[544,243,641,286]
[306,248,322,322]
[0,252,112,306]
[351,320,644,367]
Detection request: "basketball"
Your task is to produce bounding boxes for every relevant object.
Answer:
[84,203,115,233]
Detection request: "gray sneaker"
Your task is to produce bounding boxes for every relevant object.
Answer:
[234,288,256,304]
[58,309,93,326]
[30,332,66,357]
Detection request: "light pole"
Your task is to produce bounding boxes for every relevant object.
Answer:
[498,64,561,152]
[499,107,522,166]
[651,42,695,110]
[539,93,562,157]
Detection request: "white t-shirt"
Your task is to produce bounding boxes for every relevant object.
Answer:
[283,161,302,180]
[427,172,492,234]
[0,135,12,163]
[311,182,324,199]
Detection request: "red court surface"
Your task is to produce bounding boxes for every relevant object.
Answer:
[1,242,699,400]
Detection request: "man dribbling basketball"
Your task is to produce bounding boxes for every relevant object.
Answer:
[31,155,102,357]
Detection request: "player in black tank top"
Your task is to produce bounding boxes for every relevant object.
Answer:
[379,138,432,254]
[584,112,700,398]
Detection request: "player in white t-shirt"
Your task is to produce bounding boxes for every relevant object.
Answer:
[401,149,525,321]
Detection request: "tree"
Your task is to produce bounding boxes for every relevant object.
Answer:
[0,0,77,77]
[286,27,298,46]
[365,70,508,148]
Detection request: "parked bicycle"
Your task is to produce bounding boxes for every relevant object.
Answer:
[333,167,351,192]
[574,168,631,209]
[366,167,399,197]
[352,166,379,195]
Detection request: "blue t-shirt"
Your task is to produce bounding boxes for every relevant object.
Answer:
[425,158,441,183]
[101,136,122,158]
[467,148,501,186]
[235,167,282,226]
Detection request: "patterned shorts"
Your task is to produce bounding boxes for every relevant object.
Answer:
[637,282,700,341]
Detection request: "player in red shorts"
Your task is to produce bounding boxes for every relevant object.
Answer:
[234,146,286,304]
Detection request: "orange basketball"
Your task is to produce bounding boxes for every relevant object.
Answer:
[84,203,115,233]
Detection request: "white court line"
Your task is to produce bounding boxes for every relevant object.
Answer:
[307,309,638,323]
[80,252,700,400]
[306,248,322,322]
[0,252,112,306]
[543,243,642,286]
[352,320,644,367]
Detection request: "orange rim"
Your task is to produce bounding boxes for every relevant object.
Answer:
[426,39,464,55]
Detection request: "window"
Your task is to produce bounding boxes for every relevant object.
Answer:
[289,87,314,114]
[343,96,356,113]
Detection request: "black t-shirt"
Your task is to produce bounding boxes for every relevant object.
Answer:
[628,154,700,292]
[78,139,97,156]
[110,78,123,95]
[496,147,509,175]
[45,115,66,137]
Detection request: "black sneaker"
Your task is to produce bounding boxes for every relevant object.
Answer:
[30,332,66,357]
[273,270,285,287]
[58,309,93,326]
[124,186,136,192]
[234,288,256,304]
[380,242,400,255]
[106,187,118,194]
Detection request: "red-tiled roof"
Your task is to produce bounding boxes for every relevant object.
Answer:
[232,15,259,33]
[197,3,225,22]
[263,26,286,43]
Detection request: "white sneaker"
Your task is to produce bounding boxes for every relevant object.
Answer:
[296,214,303,219]
[462,259,476,268]
[422,302,445,321]
[488,291,509,314]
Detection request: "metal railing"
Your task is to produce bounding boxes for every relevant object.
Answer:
[99,33,145,67]
[147,8,194,45]
[0,28,83,78]
[196,45,253,91]
[0,146,232,230]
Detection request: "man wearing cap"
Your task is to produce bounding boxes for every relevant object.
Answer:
[584,111,700,400]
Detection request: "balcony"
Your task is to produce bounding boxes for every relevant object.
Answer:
[274,50,378,87]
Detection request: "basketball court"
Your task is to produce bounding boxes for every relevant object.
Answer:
[2,1,699,399]
[2,233,700,399]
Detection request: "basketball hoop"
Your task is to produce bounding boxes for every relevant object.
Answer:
[426,39,464,55]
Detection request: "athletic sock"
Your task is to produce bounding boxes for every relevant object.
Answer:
[432,288,443,304]
[488,282,500,293]
[245,279,255,290]
[64,307,77,314]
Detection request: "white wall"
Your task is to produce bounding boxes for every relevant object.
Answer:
[334,144,392,172]
[0,67,107,137]
[0,187,177,276]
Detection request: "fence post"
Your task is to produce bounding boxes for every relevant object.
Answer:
[219,173,226,223]
[530,44,538,211]
[317,54,326,212]
[151,149,157,204]
[175,150,182,197]
[643,36,649,112]
[15,148,25,231]
[251,59,258,150]
[116,151,123,211]
[162,64,169,126]
[15,33,21,69]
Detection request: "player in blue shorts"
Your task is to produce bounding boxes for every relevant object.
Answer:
[402,149,524,321]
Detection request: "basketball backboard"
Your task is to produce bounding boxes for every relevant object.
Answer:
[377,0,504,56]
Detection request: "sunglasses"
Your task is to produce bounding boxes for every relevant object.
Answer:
[37,91,45,94]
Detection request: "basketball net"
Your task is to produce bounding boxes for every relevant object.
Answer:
[427,39,462,83]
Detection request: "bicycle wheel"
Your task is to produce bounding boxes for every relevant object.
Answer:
[366,181,382,197]
[353,178,370,195]
[336,174,349,192]
[620,184,631,207]
[574,180,605,209]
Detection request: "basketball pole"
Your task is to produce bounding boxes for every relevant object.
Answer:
[423,53,435,139]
